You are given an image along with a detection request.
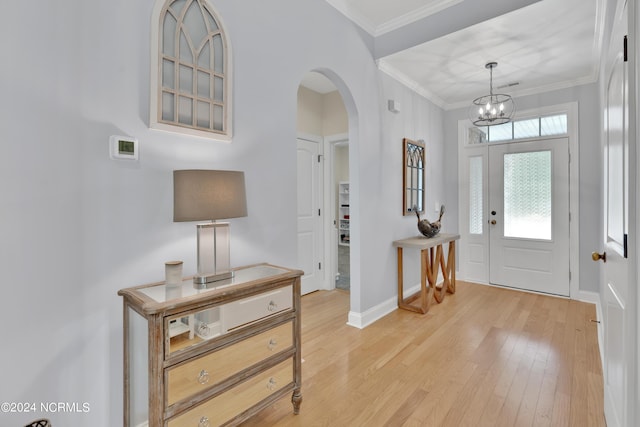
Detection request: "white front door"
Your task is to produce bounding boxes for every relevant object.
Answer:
[601,3,631,425]
[488,138,570,295]
[297,138,324,294]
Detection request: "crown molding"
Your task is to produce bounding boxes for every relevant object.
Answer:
[377,59,447,108]
[374,0,463,36]
[324,0,377,35]
[326,0,463,37]
[445,73,599,111]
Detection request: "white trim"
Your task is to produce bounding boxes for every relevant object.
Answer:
[446,77,598,111]
[577,289,604,364]
[348,278,450,329]
[149,0,233,142]
[457,102,580,299]
[380,56,597,112]
[296,132,323,144]
[605,389,622,427]
[325,0,462,37]
[347,297,396,329]
[323,133,349,292]
[325,133,349,142]
[324,0,377,35]
[576,289,602,305]
[374,0,463,36]
[377,59,447,108]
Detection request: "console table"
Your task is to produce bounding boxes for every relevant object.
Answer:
[393,233,460,314]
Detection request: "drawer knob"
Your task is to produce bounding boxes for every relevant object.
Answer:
[198,369,210,385]
[268,338,278,351]
[267,300,278,312]
[198,322,210,337]
[266,377,277,390]
[198,416,210,427]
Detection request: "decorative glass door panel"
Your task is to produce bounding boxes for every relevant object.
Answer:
[503,150,552,240]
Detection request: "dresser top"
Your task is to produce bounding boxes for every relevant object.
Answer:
[118,263,302,315]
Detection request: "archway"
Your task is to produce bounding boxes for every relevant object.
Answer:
[296,69,360,323]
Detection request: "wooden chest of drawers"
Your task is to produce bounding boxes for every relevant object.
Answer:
[118,263,303,426]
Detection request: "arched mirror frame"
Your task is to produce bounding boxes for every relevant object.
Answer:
[403,138,425,216]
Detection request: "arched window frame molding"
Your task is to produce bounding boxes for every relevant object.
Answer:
[150,0,233,141]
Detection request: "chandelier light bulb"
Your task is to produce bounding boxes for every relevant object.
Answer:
[479,107,484,116]
[500,103,504,111]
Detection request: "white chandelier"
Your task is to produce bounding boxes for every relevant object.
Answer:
[469,62,515,126]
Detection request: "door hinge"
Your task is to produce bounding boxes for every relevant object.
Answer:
[569,270,572,281]
[318,154,322,163]
[624,35,628,62]
[624,233,628,258]
[318,262,322,270]
[318,209,321,216]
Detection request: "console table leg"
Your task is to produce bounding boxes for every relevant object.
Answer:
[447,241,456,294]
[397,247,404,308]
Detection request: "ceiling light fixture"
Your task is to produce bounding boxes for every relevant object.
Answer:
[468,62,515,126]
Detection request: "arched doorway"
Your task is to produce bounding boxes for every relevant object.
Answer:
[295,70,359,323]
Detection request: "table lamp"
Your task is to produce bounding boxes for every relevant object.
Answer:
[173,170,247,286]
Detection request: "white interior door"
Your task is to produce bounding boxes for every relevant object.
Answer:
[488,138,570,295]
[297,138,323,294]
[601,4,630,425]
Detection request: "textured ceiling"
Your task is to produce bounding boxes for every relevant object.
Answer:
[303,0,603,110]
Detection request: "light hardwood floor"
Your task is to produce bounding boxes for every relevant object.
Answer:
[242,281,605,426]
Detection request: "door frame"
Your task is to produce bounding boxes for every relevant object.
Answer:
[324,133,349,291]
[457,102,580,299]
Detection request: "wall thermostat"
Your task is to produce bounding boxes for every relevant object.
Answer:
[109,135,139,161]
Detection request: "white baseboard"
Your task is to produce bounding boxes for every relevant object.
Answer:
[604,387,621,427]
[346,282,440,329]
[347,297,397,329]
[576,289,601,305]
[577,290,604,374]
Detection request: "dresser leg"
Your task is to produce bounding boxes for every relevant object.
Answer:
[292,389,302,414]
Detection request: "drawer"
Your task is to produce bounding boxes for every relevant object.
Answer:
[166,322,293,406]
[167,358,293,427]
[221,286,292,332]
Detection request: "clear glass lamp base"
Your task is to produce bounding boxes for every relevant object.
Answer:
[193,221,234,287]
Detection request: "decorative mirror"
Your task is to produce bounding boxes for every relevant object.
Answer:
[403,138,425,216]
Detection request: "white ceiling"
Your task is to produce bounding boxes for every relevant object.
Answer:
[302,0,604,110]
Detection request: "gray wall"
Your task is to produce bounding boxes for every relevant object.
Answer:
[0,0,446,425]
[0,0,604,425]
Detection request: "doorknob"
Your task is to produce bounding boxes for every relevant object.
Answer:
[490,220,497,225]
[591,251,606,263]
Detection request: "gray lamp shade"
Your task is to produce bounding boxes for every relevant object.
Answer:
[173,170,248,222]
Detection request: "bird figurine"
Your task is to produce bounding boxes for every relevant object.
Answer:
[414,204,445,238]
